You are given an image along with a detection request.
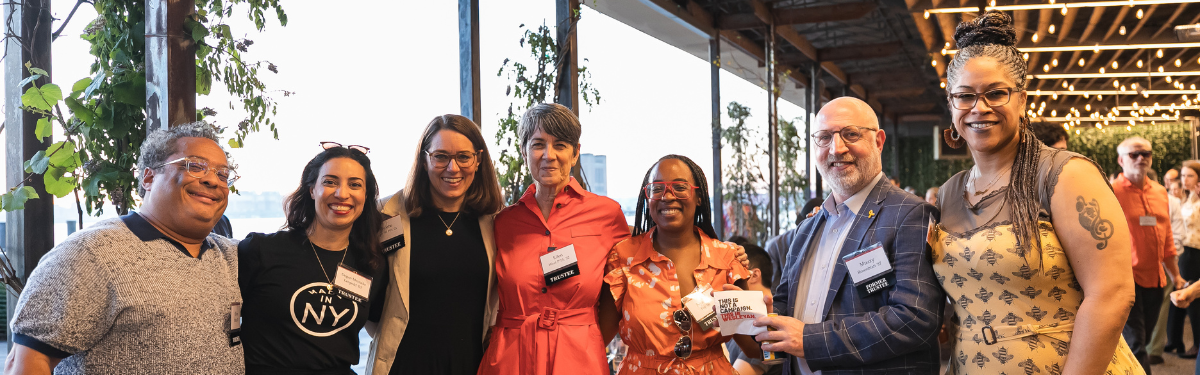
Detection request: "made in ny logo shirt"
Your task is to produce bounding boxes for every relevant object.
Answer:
[289,282,359,337]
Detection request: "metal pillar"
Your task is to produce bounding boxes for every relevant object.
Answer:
[146,0,197,130]
[554,0,585,189]
[4,0,54,347]
[459,0,481,125]
[710,38,724,239]
[807,63,821,199]
[766,24,779,237]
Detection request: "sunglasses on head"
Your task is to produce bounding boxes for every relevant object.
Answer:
[320,141,370,154]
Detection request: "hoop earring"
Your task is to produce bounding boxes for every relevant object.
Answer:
[943,127,966,149]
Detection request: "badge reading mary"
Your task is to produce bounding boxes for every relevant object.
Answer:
[289,282,360,337]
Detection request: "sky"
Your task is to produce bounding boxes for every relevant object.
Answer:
[14,0,811,222]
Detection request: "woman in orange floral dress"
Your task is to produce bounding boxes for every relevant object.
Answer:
[604,155,761,374]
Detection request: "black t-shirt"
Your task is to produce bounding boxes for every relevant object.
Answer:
[390,210,490,375]
[239,230,388,375]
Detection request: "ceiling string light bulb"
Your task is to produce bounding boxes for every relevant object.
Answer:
[1049,25,1056,34]
[1177,59,1183,67]
[1100,67,1107,73]
[1138,60,1144,68]
[1137,8,1144,19]
[1033,33,1040,43]
[1158,49,1165,58]
[1120,26,1127,35]
[1052,59,1059,67]
[1079,58,1085,67]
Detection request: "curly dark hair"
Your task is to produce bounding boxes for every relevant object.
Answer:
[632,155,718,239]
[284,147,384,273]
[947,11,1027,91]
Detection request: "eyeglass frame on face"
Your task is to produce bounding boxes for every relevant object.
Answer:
[1124,150,1153,160]
[811,126,879,148]
[152,156,239,187]
[319,141,370,154]
[425,149,484,170]
[644,181,699,201]
[671,309,693,359]
[947,87,1020,110]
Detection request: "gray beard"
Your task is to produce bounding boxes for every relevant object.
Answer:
[821,154,882,197]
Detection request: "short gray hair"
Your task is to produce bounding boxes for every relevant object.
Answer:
[136,122,224,197]
[1117,136,1151,155]
[518,103,581,152]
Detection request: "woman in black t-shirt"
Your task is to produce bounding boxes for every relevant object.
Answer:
[239,144,387,375]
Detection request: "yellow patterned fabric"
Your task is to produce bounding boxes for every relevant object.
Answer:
[931,221,1143,375]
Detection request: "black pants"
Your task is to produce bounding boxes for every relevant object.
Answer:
[1169,248,1200,351]
[1125,284,1165,375]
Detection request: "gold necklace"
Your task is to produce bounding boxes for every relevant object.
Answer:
[309,239,348,291]
[437,211,462,236]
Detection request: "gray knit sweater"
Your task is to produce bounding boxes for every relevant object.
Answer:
[11,215,244,374]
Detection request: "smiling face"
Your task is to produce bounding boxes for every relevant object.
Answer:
[814,98,885,199]
[310,157,367,234]
[425,129,478,211]
[140,137,230,239]
[524,126,579,190]
[949,56,1027,155]
[648,159,699,233]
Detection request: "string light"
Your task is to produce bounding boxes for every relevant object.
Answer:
[1044,64,1051,72]
[1137,8,1145,19]
[1052,59,1059,67]
[1069,85,1075,91]
[1100,67,1106,74]
[1159,66,1165,72]
[1177,59,1183,67]
[932,58,937,66]
[1113,61,1119,69]
[1139,60,1144,68]
[924,10,930,19]
[1024,53,1030,60]
[1062,81,1069,88]
[1061,4,1068,14]
[1120,26,1127,35]
[1086,104,1092,111]
[1158,49,1165,58]
[1079,58,1086,67]
[1049,25,1056,34]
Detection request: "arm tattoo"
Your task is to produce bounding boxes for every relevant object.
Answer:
[1075,196,1115,250]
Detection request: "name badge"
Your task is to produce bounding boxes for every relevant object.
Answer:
[540,244,580,286]
[682,285,718,331]
[842,242,895,296]
[228,302,242,347]
[1140,216,1156,226]
[334,264,373,303]
[380,215,405,254]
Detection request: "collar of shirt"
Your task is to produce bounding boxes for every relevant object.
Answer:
[626,227,733,271]
[820,171,884,218]
[121,213,213,259]
[1115,173,1148,191]
[518,177,586,216]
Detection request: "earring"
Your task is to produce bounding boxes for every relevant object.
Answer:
[943,127,966,149]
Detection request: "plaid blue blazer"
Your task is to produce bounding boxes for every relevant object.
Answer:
[771,177,944,374]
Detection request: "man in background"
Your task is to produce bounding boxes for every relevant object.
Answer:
[1031,121,1069,150]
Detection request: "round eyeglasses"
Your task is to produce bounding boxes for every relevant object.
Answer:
[811,126,878,148]
[153,157,239,187]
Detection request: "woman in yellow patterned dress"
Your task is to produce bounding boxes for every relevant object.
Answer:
[931,11,1141,375]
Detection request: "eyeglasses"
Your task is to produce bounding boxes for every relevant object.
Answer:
[948,87,1018,110]
[320,141,370,154]
[670,309,693,359]
[1125,150,1153,159]
[644,181,698,200]
[811,126,879,148]
[153,157,239,187]
[426,150,483,169]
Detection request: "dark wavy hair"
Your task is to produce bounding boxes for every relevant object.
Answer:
[632,155,718,239]
[284,147,384,272]
[404,114,504,217]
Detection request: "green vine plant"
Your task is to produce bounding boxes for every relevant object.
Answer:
[722,101,767,243]
[6,0,288,222]
[777,117,807,229]
[494,20,600,204]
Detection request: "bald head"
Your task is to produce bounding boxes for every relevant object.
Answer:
[814,97,886,202]
[817,97,879,129]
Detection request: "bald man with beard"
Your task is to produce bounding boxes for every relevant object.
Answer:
[754,97,944,374]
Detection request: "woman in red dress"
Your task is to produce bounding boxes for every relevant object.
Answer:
[478,103,631,375]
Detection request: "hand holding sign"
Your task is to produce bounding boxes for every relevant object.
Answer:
[714,290,769,336]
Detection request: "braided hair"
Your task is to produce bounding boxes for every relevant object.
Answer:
[632,155,719,239]
[948,11,1044,264]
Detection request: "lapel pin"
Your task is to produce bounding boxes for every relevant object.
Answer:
[868,210,875,218]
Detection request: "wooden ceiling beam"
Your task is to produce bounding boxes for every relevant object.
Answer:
[818,41,904,62]
[1057,8,1079,44]
[1014,10,1029,45]
[716,2,876,30]
[1127,4,1159,41]
[1078,7,1106,43]
[1035,8,1053,45]
[872,87,928,99]
[718,29,811,86]
[897,113,944,122]
[1151,4,1190,40]
[1102,6,1131,42]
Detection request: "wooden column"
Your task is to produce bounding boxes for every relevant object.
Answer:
[4,0,54,345]
[807,63,821,199]
[146,0,197,131]
[710,37,724,239]
[459,0,481,125]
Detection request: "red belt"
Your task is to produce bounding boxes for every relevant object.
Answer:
[497,307,597,374]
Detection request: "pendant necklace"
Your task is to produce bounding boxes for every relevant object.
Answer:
[438,211,462,236]
[969,165,1012,197]
[309,239,348,291]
